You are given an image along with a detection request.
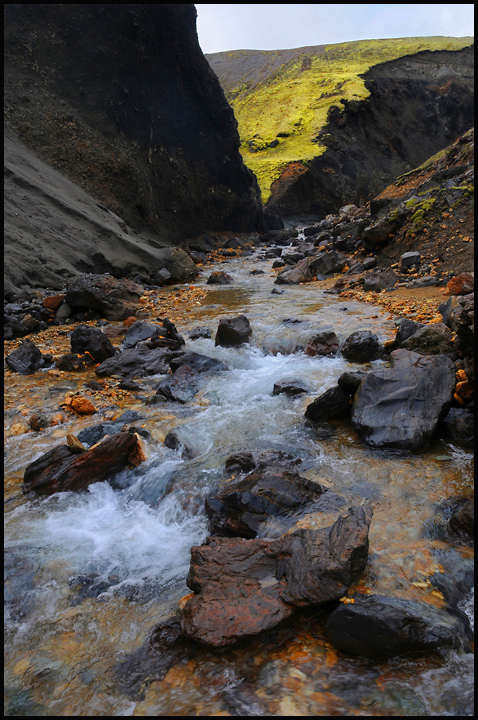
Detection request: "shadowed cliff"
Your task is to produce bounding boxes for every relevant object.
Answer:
[4,4,265,243]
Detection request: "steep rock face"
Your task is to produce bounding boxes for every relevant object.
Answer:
[4,4,264,242]
[267,47,474,216]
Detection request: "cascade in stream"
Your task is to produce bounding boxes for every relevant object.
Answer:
[4,243,474,716]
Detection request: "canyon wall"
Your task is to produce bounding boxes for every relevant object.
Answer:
[4,4,265,243]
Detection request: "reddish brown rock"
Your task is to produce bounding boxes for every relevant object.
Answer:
[180,505,372,647]
[70,396,97,415]
[181,577,292,647]
[42,294,66,309]
[22,432,144,495]
[445,272,474,296]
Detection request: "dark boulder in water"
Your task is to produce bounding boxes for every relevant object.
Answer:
[325,593,471,660]
[351,349,456,450]
[215,315,252,347]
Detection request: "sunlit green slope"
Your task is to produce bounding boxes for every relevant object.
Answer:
[207,37,473,202]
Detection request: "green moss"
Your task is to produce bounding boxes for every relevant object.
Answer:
[387,209,401,223]
[219,37,473,201]
[410,197,436,228]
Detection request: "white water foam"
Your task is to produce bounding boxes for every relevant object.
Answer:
[5,481,208,589]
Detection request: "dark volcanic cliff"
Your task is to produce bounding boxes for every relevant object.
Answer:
[4,4,264,242]
[266,46,474,217]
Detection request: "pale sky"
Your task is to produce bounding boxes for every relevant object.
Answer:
[196,4,474,54]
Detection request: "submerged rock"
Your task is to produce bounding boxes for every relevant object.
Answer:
[155,365,200,404]
[272,378,312,396]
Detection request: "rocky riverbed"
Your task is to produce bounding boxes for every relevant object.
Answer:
[4,237,474,716]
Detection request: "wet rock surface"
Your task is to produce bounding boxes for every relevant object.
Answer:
[205,464,328,538]
[22,432,145,495]
[180,505,372,646]
[325,594,471,660]
[5,339,44,375]
[215,314,252,347]
[351,349,456,449]
[70,324,116,362]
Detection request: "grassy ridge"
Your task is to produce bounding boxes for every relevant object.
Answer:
[207,37,473,202]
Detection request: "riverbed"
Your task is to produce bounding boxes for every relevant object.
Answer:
[4,243,474,716]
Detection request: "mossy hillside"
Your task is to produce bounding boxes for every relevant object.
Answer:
[209,37,473,203]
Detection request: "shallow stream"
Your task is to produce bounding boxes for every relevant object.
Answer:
[4,242,474,715]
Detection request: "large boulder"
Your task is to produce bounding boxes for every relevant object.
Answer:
[440,407,474,449]
[70,324,116,362]
[5,339,43,374]
[207,271,233,285]
[439,293,474,381]
[309,250,347,276]
[363,268,398,292]
[65,274,143,321]
[123,320,159,349]
[325,594,470,660]
[156,248,198,283]
[170,351,227,375]
[215,315,252,347]
[361,218,395,248]
[22,432,145,495]
[393,318,425,347]
[351,349,456,449]
[180,505,372,646]
[445,272,474,296]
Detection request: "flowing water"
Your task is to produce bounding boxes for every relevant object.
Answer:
[4,240,474,715]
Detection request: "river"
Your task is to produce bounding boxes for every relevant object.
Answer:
[4,239,474,715]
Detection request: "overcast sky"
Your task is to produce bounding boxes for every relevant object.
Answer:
[196,4,474,54]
